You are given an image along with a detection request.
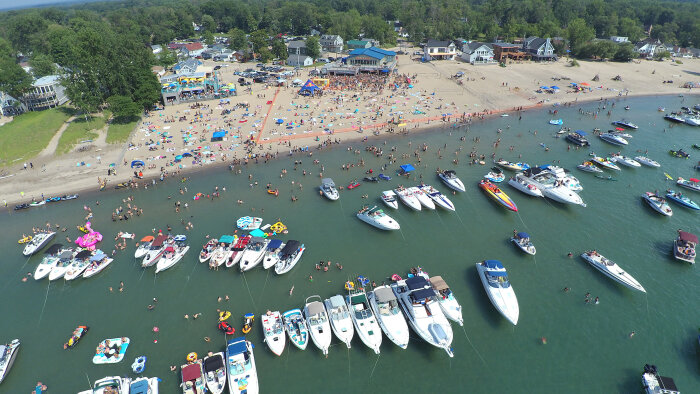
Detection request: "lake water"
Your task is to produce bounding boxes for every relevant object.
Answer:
[1,94,699,393]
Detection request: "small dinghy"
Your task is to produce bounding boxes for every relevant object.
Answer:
[511,232,536,255]
[381,190,399,210]
[642,192,673,216]
[93,337,130,364]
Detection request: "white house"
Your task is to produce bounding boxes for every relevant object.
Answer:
[461,42,495,64]
[609,36,629,43]
[523,37,556,61]
[635,38,661,58]
[0,91,24,116]
[287,54,313,67]
[423,39,456,60]
[22,75,68,111]
[173,59,202,74]
[213,50,235,62]
[319,35,344,53]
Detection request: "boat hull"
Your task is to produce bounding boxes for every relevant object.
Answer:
[476,264,519,325]
[580,252,646,292]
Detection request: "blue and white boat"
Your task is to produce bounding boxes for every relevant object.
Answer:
[484,167,505,183]
[476,260,519,325]
[511,232,536,255]
[282,309,309,351]
[262,239,284,269]
[612,120,638,129]
[419,185,455,211]
[226,337,258,394]
[129,377,160,394]
[203,352,226,394]
[549,119,563,125]
[665,189,700,210]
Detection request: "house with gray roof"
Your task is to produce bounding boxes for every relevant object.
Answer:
[173,59,202,74]
[423,39,456,61]
[522,37,556,61]
[461,42,495,64]
[21,75,68,111]
[320,35,343,53]
[287,54,313,67]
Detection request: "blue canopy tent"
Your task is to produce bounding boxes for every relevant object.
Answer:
[131,160,145,168]
[574,130,587,136]
[516,232,530,239]
[539,86,549,89]
[551,85,560,90]
[484,260,504,269]
[211,131,226,141]
[298,79,321,96]
[182,152,193,157]
[398,164,415,175]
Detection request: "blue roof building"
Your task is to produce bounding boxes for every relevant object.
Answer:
[347,47,396,71]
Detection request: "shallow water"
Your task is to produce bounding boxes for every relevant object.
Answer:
[1,94,699,393]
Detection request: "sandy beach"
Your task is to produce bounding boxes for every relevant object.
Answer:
[1,54,697,206]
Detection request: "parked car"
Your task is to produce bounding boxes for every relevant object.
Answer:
[253,76,266,83]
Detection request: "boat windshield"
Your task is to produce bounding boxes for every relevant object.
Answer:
[352,302,373,320]
[485,271,510,288]
[377,300,400,316]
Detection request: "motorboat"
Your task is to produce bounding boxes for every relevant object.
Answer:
[48,249,78,281]
[35,245,70,280]
[210,235,236,267]
[320,178,339,201]
[226,337,258,394]
[282,309,309,351]
[261,311,286,356]
[324,295,354,348]
[427,276,463,326]
[599,132,628,146]
[381,190,399,210]
[395,186,421,211]
[368,286,410,349]
[642,192,673,216]
[495,160,530,171]
[519,168,586,206]
[13,203,30,211]
[92,337,130,364]
[565,131,589,146]
[180,360,206,394]
[634,156,661,167]
[262,239,284,269]
[63,249,94,281]
[580,251,646,292]
[577,161,603,173]
[346,284,382,354]
[642,364,680,394]
[409,186,435,209]
[677,177,700,192]
[610,153,641,167]
[198,238,218,263]
[356,206,400,230]
[239,237,270,272]
[226,235,251,268]
[683,115,700,126]
[378,173,391,181]
[236,216,262,231]
[673,230,697,264]
[476,260,519,325]
[611,120,638,129]
[664,113,685,123]
[590,154,621,171]
[511,232,536,255]
[479,179,518,211]
[203,352,226,394]
[304,296,332,356]
[142,235,171,267]
[665,189,699,210]
[438,170,466,192]
[669,149,689,158]
[82,251,114,278]
[608,130,633,139]
[0,339,19,384]
[134,236,155,259]
[419,185,455,211]
[130,377,160,394]
[392,275,453,356]
[274,240,305,274]
[507,174,544,197]
[363,176,379,182]
[483,167,505,183]
[22,231,55,256]
[539,165,583,191]
[78,376,131,394]
[155,235,190,273]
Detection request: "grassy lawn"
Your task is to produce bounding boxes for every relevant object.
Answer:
[0,107,72,167]
[106,115,140,144]
[56,114,106,155]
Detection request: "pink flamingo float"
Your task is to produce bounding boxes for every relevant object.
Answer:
[75,221,103,250]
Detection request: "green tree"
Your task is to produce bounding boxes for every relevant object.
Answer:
[613,42,636,62]
[566,18,595,57]
[305,36,320,60]
[653,49,671,60]
[203,31,215,46]
[201,14,217,33]
[594,40,619,59]
[30,53,56,78]
[271,39,287,60]
[229,28,247,51]
[617,17,644,42]
[156,47,177,67]
[0,57,33,98]
[107,95,141,119]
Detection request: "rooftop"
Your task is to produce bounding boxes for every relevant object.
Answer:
[33,75,61,86]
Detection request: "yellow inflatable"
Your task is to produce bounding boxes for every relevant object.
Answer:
[219,311,231,322]
[186,352,197,363]
[18,235,33,244]
[270,222,287,234]
[345,281,355,291]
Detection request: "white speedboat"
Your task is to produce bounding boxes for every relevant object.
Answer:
[82,251,113,278]
[64,249,94,281]
[130,377,160,394]
[274,240,304,275]
[368,286,410,349]
[409,186,435,209]
[142,234,170,267]
[0,339,19,384]
[394,187,421,211]
[511,232,536,255]
[539,165,583,191]
[476,260,520,325]
[590,154,621,171]
[428,276,463,326]
[610,153,641,167]
[22,231,55,256]
[226,235,251,268]
[673,230,697,264]
[226,337,258,394]
[239,237,270,272]
[203,352,226,394]
[346,284,383,354]
[611,120,638,129]
[356,206,400,230]
[48,249,77,281]
[198,238,219,263]
[134,235,154,259]
[155,235,190,273]
[683,115,700,126]
[392,275,453,356]
[666,189,700,210]
[634,156,660,167]
[507,174,544,197]
[642,364,680,394]
[282,309,309,351]
[580,251,646,292]
[304,296,332,356]
[577,161,603,173]
[381,190,399,209]
[642,192,673,216]
[599,132,628,146]
[664,113,685,123]
[677,177,700,192]
[320,178,339,201]
[438,170,466,192]
[210,235,236,267]
[35,246,71,280]
[519,168,586,206]
[78,376,131,394]
[261,311,286,356]
[420,185,455,211]
[262,239,284,269]
[324,295,354,348]
[180,360,206,394]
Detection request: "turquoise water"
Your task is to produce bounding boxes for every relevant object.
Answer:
[1,95,698,393]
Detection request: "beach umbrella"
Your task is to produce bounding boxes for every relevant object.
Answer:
[580,82,590,86]
[109,163,116,167]
[551,86,560,89]
[276,119,284,124]
[182,152,193,157]
[175,155,183,162]
[540,86,550,89]
[130,160,145,168]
